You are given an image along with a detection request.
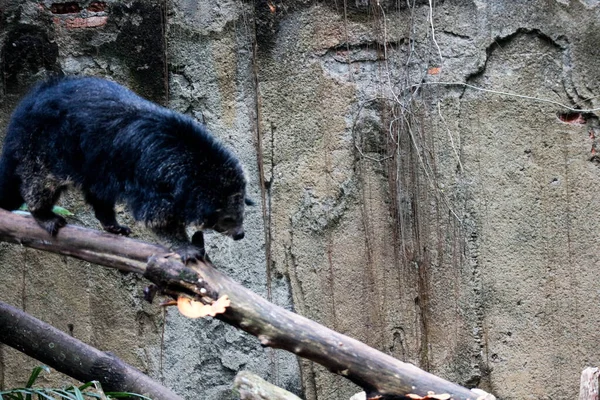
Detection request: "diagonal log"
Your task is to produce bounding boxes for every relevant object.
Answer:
[0,300,183,400]
[0,209,493,400]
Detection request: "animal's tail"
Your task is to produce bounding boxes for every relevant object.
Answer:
[0,155,23,211]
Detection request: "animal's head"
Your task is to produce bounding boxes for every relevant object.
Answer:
[204,192,254,241]
[190,176,255,241]
[177,121,255,240]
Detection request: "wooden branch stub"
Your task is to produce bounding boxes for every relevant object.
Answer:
[579,367,600,400]
[144,255,219,302]
[233,370,302,400]
[470,389,496,400]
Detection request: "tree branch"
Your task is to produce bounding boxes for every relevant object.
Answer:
[0,209,494,400]
[0,210,160,273]
[0,300,183,400]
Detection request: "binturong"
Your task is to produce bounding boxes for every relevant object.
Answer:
[0,76,252,262]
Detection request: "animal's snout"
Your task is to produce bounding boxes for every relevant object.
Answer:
[232,231,245,241]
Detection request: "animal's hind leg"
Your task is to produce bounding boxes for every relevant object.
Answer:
[84,192,131,236]
[0,156,24,211]
[21,178,66,236]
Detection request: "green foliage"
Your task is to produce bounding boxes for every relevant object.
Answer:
[0,366,151,400]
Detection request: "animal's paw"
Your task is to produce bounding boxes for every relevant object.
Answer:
[104,224,132,236]
[174,244,209,264]
[37,215,67,236]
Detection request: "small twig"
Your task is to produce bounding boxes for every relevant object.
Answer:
[437,102,463,173]
[428,0,443,67]
[579,367,600,400]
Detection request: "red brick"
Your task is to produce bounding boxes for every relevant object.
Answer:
[64,16,107,29]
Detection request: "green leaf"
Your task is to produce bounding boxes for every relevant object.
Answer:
[87,382,107,400]
[26,390,54,400]
[51,206,74,217]
[11,211,31,217]
[69,388,84,400]
[1,389,28,400]
[79,394,102,399]
[75,383,92,392]
[26,366,50,388]
[2,368,148,400]
[16,204,74,217]
[47,390,76,400]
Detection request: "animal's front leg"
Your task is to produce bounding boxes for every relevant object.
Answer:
[22,177,66,236]
[85,192,131,236]
[190,231,211,262]
[153,224,208,264]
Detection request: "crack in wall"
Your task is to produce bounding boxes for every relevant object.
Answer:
[0,344,4,390]
[465,28,564,84]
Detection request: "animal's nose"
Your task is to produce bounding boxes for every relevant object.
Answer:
[232,231,245,241]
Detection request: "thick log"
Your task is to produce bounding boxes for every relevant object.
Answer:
[0,300,183,400]
[0,209,493,400]
[0,210,162,273]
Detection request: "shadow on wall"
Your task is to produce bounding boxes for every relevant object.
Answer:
[1,0,167,102]
[1,24,60,94]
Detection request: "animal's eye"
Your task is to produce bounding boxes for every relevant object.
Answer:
[220,216,236,225]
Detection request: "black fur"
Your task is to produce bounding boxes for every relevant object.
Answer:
[0,76,249,259]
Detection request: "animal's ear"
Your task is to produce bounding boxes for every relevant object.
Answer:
[245,197,256,206]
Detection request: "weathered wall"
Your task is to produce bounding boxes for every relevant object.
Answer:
[1,0,600,399]
[256,1,600,398]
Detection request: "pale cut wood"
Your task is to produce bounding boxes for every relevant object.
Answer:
[233,370,302,400]
[579,367,600,400]
[350,392,367,400]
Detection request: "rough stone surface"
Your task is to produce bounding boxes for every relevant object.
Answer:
[2,1,600,400]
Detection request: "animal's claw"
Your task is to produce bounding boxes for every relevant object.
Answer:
[104,224,132,236]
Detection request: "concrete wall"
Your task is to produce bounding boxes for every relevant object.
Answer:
[1,0,600,399]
